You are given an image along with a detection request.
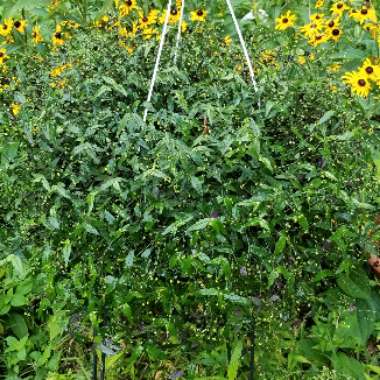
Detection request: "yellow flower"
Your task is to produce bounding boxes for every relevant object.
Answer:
[181,20,188,33]
[0,18,13,37]
[315,0,325,8]
[310,13,325,26]
[11,103,21,117]
[13,19,27,33]
[50,63,72,78]
[350,6,377,24]
[327,27,342,42]
[159,7,181,25]
[325,17,340,31]
[275,11,297,31]
[0,48,8,65]
[359,58,380,82]
[52,25,65,47]
[300,22,322,39]
[95,15,110,29]
[118,0,137,17]
[118,22,137,38]
[0,77,10,93]
[330,2,349,16]
[309,33,328,46]
[50,79,67,89]
[190,9,207,22]
[327,63,341,73]
[32,25,43,44]
[141,27,158,40]
[342,70,371,97]
[224,35,232,46]
[297,55,306,65]
[138,9,158,29]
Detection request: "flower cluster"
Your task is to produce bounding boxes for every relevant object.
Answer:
[275,0,380,98]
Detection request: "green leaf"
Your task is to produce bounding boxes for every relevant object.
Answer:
[337,272,371,301]
[102,76,128,98]
[317,110,335,125]
[9,313,28,339]
[274,233,287,256]
[227,340,243,380]
[48,311,68,341]
[11,292,27,307]
[62,240,72,266]
[332,353,365,380]
[186,218,214,233]
[125,251,135,268]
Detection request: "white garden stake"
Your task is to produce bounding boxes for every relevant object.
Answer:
[143,0,260,122]
[225,0,258,93]
[143,0,172,122]
[173,0,185,64]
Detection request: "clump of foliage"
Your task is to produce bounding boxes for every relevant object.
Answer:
[1,1,380,379]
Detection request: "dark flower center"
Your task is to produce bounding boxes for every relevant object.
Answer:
[361,8,368,15]
[283,17,289,23]
[332,28,340,36]
[55,32,62,39]
[0,52,4,57]
[316,35,323,40]
[14,21,21,28]
[365,66,374,74]
[126,0,132,6]
[142,16,148,22]
[328,21,335,27]
[2,24,8,30]
[171,8,178,15]
[316,15,321,19]
[197,9,204,16]
[358,79,366,87]
[337,3,343,9]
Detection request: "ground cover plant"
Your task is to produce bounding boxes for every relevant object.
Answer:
[1,0,380,379]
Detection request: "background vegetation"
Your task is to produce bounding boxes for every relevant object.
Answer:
[0,0,380,379]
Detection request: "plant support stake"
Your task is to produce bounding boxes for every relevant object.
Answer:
[143,0,172,122]
[225,0,258,93]
[173,0,185,64]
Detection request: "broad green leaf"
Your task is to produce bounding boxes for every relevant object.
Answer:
[227,340,243,380]
[274,233,287,256]
[9,313,28,339]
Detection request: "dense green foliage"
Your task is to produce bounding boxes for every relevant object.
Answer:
[1,1,380,379]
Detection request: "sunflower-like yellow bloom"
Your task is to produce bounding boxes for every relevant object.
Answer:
[52,26,65,47]
[300,22,322,39]
[118,0,137,17]
[190,9,207,22]
[350,6,377,24]
[13,19,27,33]
[11,102,21,117]
[359,58,380,82]
[138,9,158,29]
[159,7,182,24]
[342,70,371,97]
[0,18,13,37]
[315,0,325,8]
[32,25,43,44]
[331,2,349,16]
[309,33,329,47]
[310,13,325,25]
[275,11,297,31]
[224,35,232,46]
[328,27,343,42]
[118,22,137,38]
[0,48,8,65]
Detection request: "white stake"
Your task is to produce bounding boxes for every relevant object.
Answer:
[225,0,258,93]
[143,0,172,122]
[173,0,185,64]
